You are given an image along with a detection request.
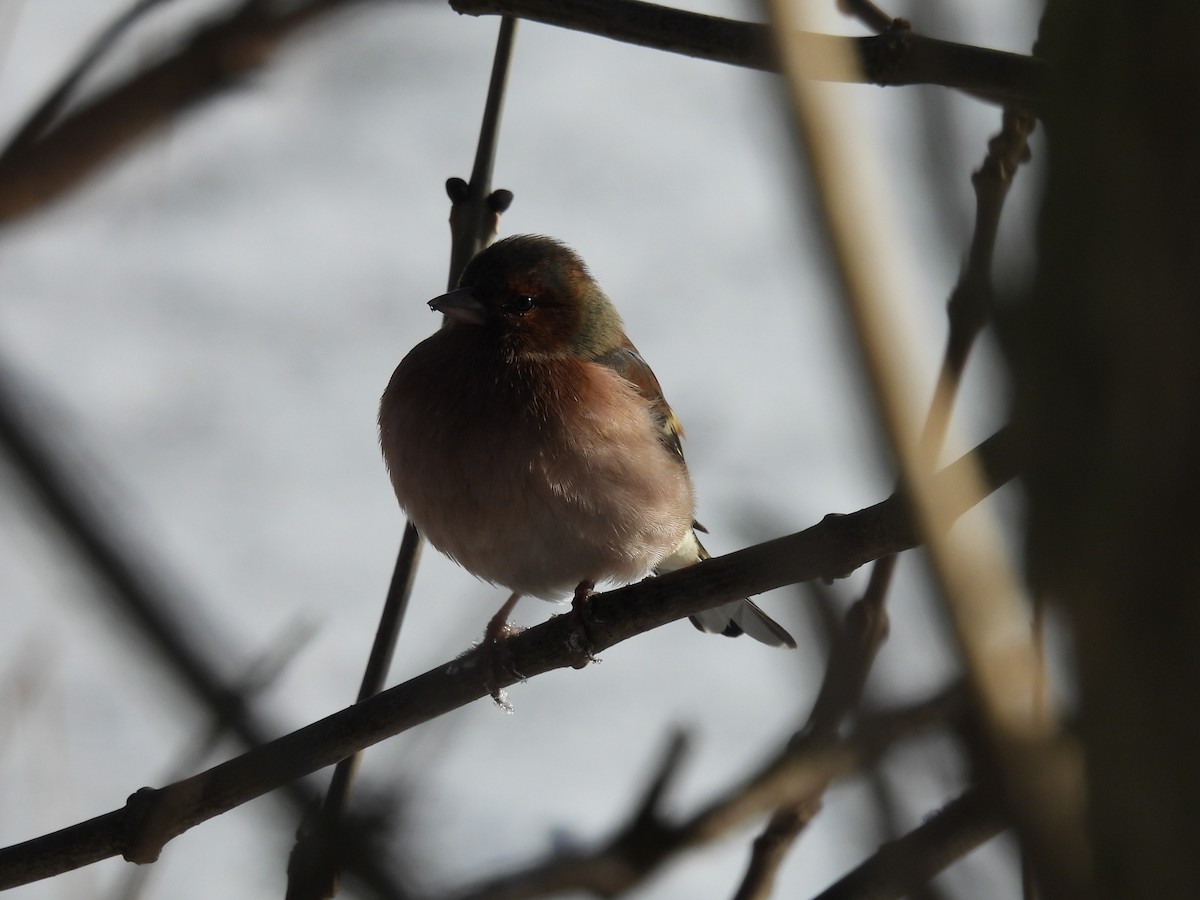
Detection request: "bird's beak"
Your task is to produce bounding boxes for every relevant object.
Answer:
[429,287,487,326]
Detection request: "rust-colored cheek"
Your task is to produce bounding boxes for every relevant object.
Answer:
[506,306,580,357]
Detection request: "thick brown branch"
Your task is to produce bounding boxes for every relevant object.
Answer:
[449,0,1047,105]
[0,427,1017,890]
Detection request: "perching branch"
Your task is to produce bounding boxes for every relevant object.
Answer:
[0,428,1018,890]
[449,0,1048,106]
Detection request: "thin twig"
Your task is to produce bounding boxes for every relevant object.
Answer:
[837,0,905,35]
[0,430,1018,891]
[730,564,890,897]
[285,18,518,900]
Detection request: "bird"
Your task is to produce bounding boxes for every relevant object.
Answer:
[379,234,795,676]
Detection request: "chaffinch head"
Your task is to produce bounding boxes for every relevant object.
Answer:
[380,234,794,648]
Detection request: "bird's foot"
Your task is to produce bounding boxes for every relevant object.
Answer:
[478,622,526,712]
[568,580,601,667]
[480,593,525,710]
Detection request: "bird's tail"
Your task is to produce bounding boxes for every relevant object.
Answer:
[657,529,796,649]
[689,599,795,647]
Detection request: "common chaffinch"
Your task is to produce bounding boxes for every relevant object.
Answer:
[379,235,794,655]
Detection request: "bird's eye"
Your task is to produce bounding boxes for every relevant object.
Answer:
[509,295,535,314]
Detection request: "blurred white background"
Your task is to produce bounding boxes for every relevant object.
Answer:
[0,1,1041,897]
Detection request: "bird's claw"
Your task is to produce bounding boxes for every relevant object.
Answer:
[568,581,601,667]
[478,621,525,710]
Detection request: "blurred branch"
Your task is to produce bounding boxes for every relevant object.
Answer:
[450,0,1047,106]
[746,111,1036,870]
[779,84,1033,900]
[0,428,1017,890]
[0,0,378,227]
[731,802,820,900]
[803,75,1038,819]
[449,689,960,900]
[0,372,273,781]
[811,788,1005,900]
[0,365,409,899]
[790,579,946,900]
[3,0,178,157]
[766,0,1084,895]
[837,52,1036,672]
[108,619,317,900]
[940,105,1036,400]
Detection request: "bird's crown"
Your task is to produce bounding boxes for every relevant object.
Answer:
[449,234,625,361]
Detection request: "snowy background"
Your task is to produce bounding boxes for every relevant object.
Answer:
[0,1,1040,897]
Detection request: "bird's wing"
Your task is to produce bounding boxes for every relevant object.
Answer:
[592,343,687,464]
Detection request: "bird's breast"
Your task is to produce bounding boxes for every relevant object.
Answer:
[380,335,695,599]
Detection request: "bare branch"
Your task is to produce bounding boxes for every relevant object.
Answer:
[731,803,820,900]
[0,0,1045,231]
[450,0,1047,105]
[811,789,1005,900]
[3,0,179,156]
